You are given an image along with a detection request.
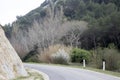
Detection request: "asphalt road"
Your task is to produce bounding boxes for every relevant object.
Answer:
[24,63,120,80]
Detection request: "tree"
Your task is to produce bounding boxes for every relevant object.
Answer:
[61,21,87,47]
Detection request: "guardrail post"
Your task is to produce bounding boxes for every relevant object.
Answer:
[83,59,86,68]
[103,61,105,71]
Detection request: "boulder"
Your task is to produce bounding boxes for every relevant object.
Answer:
[0,26,27,79]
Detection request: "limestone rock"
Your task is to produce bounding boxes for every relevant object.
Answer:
[0,26,27,79]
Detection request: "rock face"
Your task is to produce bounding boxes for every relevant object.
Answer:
[0,26,27,79]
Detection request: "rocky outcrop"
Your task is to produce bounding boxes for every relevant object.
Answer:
[0,26,27,79]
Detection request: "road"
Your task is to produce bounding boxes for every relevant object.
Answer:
[24,63,120,80]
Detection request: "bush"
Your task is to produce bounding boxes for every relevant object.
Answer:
[23,50,40,62]
[51,49,70,64]
[24,55,40,63]
[103,48,120,71]
[71,48,91,63]
[38,44,71,64]
[92,47,120,71]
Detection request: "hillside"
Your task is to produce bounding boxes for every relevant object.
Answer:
[2,0,120,71]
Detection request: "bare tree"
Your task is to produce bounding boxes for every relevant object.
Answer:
[9,1,88,59]
[61,21,88,47]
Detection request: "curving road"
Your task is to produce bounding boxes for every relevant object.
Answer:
[24,63,120,80]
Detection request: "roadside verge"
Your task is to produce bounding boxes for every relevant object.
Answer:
[12,68,49,80]
[29,68,49,80]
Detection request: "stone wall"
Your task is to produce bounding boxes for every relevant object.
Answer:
[0,26,27,79]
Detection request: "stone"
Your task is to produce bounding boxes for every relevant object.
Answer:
[0,26,27,79]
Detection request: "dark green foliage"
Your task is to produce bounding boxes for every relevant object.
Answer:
[23,45,39,61]
[23,50,38,62]
[16,16,32,30]
[81,12,120,49]
[62,0,120,44]
[64,0,118,20]
[2,24,12,38]
[24,55,39,62]
[71,48,91,63]
[51,56,69,64]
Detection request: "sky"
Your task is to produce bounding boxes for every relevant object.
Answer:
[0,0,45,25]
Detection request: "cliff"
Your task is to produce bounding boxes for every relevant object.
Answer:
[0,26,27,79]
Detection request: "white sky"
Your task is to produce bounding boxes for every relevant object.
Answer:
[0,0,45,25]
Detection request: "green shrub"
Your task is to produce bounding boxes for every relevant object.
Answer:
[92,47,120,71]
[103,48,120,71]
[71,48,91,63]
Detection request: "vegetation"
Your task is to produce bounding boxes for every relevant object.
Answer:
[71,48,91,63]
[90,45,120,71]
[25,44,71,64]
[12,69,44,80]
[4,0,120,50]
[2,0,120,72]
[51,48,70,64]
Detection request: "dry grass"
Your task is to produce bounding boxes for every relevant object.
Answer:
[37,44,72,63]
[12,69,44,80]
